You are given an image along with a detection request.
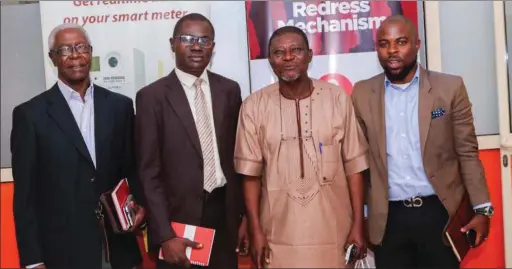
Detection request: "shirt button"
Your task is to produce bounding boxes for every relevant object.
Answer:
[406,176,411,180]
[401,133,406,137]
[403,155,408,159]
[400,112,404,116]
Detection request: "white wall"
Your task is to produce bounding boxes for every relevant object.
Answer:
[0,1,250,169]
[210,1,251,99]
[438,1,499,136]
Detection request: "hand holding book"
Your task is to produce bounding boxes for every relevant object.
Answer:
[460,214,490,247]
[159,223,215,267]
[444,192,491,262]
[160,237,203,267]
[99,178,146,233]
[126,200,146,232]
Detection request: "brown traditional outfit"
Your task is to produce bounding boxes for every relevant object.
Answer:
[235,78,369,268]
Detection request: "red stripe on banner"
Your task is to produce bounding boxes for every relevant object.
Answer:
[246,0,420,59]
[401,1,419,30]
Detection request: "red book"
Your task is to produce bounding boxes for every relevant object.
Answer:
[159,222,215,267]
[111,178,135,231]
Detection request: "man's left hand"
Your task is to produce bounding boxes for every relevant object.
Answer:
[461,214,490,247]
[236,215,249,256]
[128,201,146,231]
[345,222,367,262]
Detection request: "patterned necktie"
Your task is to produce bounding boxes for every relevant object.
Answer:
[194,78,217,193]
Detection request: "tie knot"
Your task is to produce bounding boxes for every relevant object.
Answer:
[194,78,203,89]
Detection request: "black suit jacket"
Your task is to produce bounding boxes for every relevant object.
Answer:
[11,83,145,269]
[135,70,243,266]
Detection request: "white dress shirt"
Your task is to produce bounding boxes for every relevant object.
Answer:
[58,79,96,167]
[175,68,227,189]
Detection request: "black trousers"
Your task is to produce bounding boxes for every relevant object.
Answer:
[156,186,236,269]
[374,195,460,269]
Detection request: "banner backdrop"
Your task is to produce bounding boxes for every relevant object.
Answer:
[246,0,419,94]
[39,1,210,101]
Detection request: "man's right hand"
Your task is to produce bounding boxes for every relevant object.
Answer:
[249,228,270,268]
[161,237,203,268]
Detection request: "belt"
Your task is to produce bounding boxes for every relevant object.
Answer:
[390,195,436,208]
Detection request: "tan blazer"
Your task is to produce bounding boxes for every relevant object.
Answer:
[351,65,490,245]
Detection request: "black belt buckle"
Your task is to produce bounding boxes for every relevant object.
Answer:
[403,196,423,208]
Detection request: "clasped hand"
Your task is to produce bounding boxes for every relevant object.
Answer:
[128,201,146,231]
[161,237,203,268]
[461,214,490,247]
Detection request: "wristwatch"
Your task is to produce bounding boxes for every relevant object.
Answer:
[474,205,494,218]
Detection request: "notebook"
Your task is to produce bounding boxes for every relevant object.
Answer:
[444,191,475,262]
[110,178,135,231]
[159,222,215,267]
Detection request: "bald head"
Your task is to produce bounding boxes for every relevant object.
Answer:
[375,14,420,84]
[378,15,418,41]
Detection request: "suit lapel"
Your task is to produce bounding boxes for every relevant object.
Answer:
[94,86,113,170]
[370,74,387,170]
[165,71,202,157]
[46,84,94,167]
[207,71,225,149]
[418,67,434,157]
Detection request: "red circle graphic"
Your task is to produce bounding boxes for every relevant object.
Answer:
[319,73,353,95]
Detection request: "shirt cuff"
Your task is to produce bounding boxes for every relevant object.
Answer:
[234,157,262,177]
[26,263,44,268]
[344,153,369,176]
[473,202,492,210]
[364,205,368,218]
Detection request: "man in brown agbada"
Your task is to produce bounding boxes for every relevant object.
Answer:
[234,26,370,268]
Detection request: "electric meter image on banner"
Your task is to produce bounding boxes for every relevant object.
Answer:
[90,48,147,100]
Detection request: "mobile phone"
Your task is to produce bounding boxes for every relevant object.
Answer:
[465,229,477,248]
[345,244,357,265]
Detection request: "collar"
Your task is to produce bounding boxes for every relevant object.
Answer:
[175,67,209,88]
[57,79,94,102]
[384,63,420,87]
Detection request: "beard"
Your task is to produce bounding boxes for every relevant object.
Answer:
[383,56,418,83]
[281,72,301,82]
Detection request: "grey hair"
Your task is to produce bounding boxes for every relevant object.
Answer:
[47,23,92,51]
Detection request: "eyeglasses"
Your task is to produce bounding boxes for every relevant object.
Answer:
[51,44,91,56]
[173,35,214,48]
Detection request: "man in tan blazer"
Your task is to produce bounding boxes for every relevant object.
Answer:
[352,15,493,268]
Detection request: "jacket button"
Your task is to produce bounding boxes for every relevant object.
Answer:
[90,177,95,182]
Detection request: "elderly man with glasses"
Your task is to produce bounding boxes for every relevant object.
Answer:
[11,23,146,269]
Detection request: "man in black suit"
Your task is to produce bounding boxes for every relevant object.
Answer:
[11,23,146,269]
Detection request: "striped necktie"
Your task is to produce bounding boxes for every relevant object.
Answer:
[193,78,217,192]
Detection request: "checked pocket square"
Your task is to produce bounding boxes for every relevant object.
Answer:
[431,108,446,119]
